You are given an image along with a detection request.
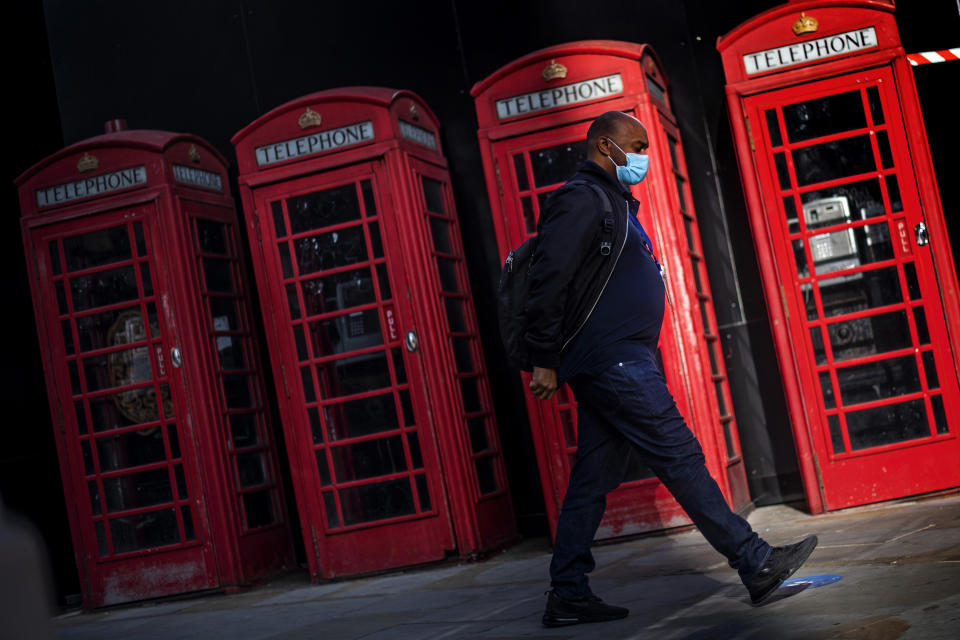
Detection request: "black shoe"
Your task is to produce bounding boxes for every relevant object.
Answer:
[742,534,818,605]
[541,590,629,627]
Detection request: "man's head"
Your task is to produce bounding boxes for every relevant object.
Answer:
[586,112,649,183]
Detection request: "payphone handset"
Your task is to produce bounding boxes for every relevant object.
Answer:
[803,196,860,281]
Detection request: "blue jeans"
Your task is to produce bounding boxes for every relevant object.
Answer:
[550,353,771,598]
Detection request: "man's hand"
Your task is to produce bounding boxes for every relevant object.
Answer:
[530,366,559,401]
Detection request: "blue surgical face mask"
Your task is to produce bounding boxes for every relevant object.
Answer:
[606,139,649,185]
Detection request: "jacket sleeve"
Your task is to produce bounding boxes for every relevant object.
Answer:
[523,187,600,369]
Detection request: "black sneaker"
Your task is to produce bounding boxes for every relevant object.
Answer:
[742,534,818,605]
[541,590,629,627]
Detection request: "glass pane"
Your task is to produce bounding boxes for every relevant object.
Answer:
[676,177,688,212]
[315,450,331,485]
[95,428,167,472]
[846,398,929,450]
[436,258,459,293]
[922,351,939,389]
[340,478,415,525]
[206,296,239,331]
[809,223,892,276]
[278,243,293,279]
[69,361,81,394]
[376,263,392,300]
[827,310,911,362]
[722,422,735,460]
[783,196,799,234]
[782,91,866,143]
[368,222,384,259]
[820,372,835,409]
[203,258,234,293]
[774,153,791,190]
[271,201,287,238]
[294,225,368,276]
[286,284,301,320]
[667,135,680,170]
[459,378,483,413]
[301,367,316,403]
[217,340,246,371]
[818,266,902,318]
[309,308,382,357]
[714,381,728,415]
[182,506,195,540]
[237,451,267,487]
[196,219,228,255]
[452,338,474,373]
[140,263,153,297]
[520,196,536,235]
[422,177,445,214]
[49,241,61,275]
[286,184,361,234]
[392,348,407,384]
[913,307,930,345]
[95,521,108,556]
[903,263,920,300]
[55,281,68,314]
[530,140,586,188]
[243,491,275,528]
[931,395,948,435]
[444,297,466,332]
[83,347,153,392]
[886,175,902,212]
[361,180,377,218]
[876,131,894,169]
[89,481,101,514]
[75,306,142,352]
[408,432,423,468]
[828,414,845,453]
[810,326,826,365]
[765,109,782,146]
[468,416,490,453]
[70,266,138,311]
[167,424,180,459]
[399,389,415,427]
[81,441,94,474]
[75,401,88,434]
[800,179,886,227]
[792,135,876,187]
[64,226,131,271]
[223,375,254,409]
[325,392,399,441]
[429,217,453,254]
[110,508,179,553]
[174,464,188,499]
[293,324,308,361]
[308,407,324,444]
[866,86,884,125]
[330,436,406,483]
[836,355,920,406]
[316,351,391,398]
[475,457,499,495]
[90,387,167,431]
[302,268,374,316]
[103,468,172,512]
[323,492,339,528]
[793,239,808,278]
[226,414,258,451]
[513,154,529,191]
[416,475,432,511]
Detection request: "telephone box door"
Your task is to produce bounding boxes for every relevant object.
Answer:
[252,162,455,575]
[33,203,218,602]
[746,66,960,508]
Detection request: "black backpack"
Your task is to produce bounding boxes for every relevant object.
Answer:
[497,180,614,371]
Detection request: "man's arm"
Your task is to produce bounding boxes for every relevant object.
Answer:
[523,186,599,374]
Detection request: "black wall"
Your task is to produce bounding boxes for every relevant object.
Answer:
[6,0,958,605]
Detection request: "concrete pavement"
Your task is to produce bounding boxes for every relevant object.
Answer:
[55,493,960,639]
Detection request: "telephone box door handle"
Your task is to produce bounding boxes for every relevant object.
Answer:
[170,347,183,368]
[915,223,929,246]
[405,330,419,353]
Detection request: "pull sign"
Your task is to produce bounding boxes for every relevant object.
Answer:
[384,305,399,341]
[915,222,929,247]
[155,345,167,377]
[895,218,912,256]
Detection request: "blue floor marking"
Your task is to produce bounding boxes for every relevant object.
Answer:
[782,574,843,589]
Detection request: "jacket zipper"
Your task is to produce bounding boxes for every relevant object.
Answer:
[561,200,630,353]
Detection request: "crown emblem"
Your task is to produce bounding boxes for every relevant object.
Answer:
[298,107,322,129]
[792,12,819,36]
[188,144,201,163]
[409,102,420,121]
[542,59,567,82]
[77,153,99,173]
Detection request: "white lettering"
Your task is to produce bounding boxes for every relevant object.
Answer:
[743,27,878,75]
[255,121,375,166]
[172,164,224,191]
[495,74,624,120]
[36,166,147,208]
[399,121,438,149]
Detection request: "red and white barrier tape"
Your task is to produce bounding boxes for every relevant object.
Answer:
[906,48,960,65]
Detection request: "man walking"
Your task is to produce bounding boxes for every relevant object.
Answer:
[523,111,817,627]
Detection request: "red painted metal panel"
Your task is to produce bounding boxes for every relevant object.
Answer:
[472,42,751,541]
[719,2,960,511]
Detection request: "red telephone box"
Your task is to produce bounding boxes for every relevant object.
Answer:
[231,87,516,579]
[719,1,960,512]
[472,42,751,541]
[15,123,293,607]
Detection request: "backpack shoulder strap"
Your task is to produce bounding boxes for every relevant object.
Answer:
[565,179,613,214]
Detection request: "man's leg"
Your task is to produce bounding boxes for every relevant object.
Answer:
[549,400,630,598]
[577,355,770,576]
